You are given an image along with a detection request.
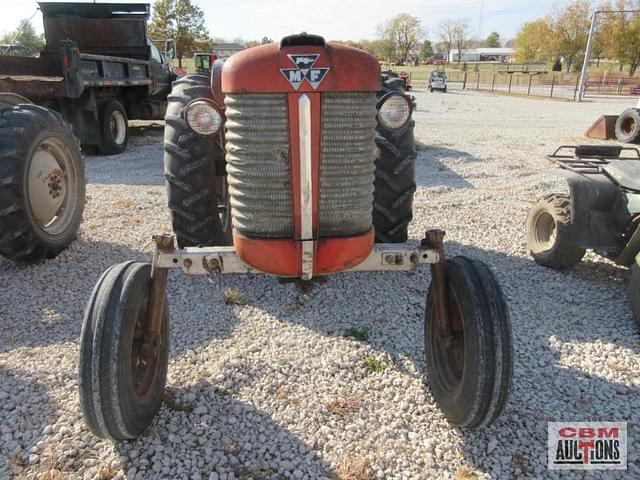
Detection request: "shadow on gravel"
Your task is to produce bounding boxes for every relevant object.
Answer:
[112,377,334,479]
[0,366,59,479]
[415,142,478,190]
[0,240,149,354]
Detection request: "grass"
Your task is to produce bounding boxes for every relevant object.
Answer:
[455,466,481,480]
[362,355,390,374]
[343,327,369,342]
[223,287,247,305]
[336,456,375,480]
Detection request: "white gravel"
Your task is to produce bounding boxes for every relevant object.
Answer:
[1,92,639,479]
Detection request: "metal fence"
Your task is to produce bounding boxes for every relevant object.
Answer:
[443,71,640,100]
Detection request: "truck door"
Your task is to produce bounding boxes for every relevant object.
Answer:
[149,42,172,99]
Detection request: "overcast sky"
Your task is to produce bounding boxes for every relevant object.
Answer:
[0,0,575,43]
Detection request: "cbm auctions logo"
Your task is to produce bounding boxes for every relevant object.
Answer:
[548,422,627,470]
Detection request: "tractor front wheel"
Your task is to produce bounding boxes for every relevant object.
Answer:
[79,262,169,440]
[424,257,512,428]
[526,194,585,269]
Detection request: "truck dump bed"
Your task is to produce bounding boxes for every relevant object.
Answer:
[0,2,153,100]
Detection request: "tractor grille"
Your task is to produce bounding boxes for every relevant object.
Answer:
[319,93,376,236]
[225,94,293,238]
[224,92,377,239]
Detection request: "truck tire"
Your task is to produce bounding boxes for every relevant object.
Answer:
[615,108,640,144]
[163,75,231,247]
[373,77,417,243]
[0,104,85,262]
[526,194,585,269]
[98,100,128,155]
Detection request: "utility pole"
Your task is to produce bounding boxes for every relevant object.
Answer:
[577,11,598,103]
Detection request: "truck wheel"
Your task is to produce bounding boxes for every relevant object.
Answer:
[79,262,169,440]
[0,104,85,262]
[373,77,417,243]
[615,108,640,144]
[526,194,585,269]
[98,100,128,155]
[628,256,640,329]
[425,257,512,428]
[164,75,231,247]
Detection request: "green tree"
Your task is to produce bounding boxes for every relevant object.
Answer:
[550,0,591,72]
[419,39,433,60]
[1,18,44,51]
[515,19,554,63]
[148,0,212,67]
[484,31,501,48]
[379,13,423,64]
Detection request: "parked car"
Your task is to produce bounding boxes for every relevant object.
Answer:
[429,70,447,92]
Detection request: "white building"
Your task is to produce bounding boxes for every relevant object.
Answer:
[449,47,514,63]
[212,43,245,59]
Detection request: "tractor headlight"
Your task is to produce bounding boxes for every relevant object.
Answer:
[378,93,412,130]
[185,100,223,136]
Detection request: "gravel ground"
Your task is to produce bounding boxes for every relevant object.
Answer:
[1,91,639,480]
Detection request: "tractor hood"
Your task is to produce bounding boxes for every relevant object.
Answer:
[221,34,381,93]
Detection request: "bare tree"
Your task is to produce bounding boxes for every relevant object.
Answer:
[453,21,471,63]
[438,20,456,62]
[380,13,424,64]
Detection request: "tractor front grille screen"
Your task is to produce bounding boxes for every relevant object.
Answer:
[319,92,376,237]
[225,93,294,238]
[224,92,376,239]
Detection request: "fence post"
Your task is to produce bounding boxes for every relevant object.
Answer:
[508,74,513,93]
[491,73,496,91]
[550,75,555,98]
[617,78,622,95]
[462,72,467,90]
[573,75,580,101]
[476,72,480,90]
[528,74,533,96]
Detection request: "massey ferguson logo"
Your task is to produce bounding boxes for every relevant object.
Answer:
[280,54,329,90]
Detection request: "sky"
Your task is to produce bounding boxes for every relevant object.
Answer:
[0,0,577,43]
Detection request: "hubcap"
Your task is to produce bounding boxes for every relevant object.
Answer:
[110,110,127,145]
[533,211,557,251]
[26,137,78,237]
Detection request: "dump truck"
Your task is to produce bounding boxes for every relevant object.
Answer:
[0,2,175,154]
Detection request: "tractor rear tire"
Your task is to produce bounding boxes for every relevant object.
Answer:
[424,256,512,428]
[164,75,231,247]
[79,261,169,440]
[615,108,640,144]
[526,194,585,269]
[0,103,85,262]
[98,100,128,155]
[373,78,417,243]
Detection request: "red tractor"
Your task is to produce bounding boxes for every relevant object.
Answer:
[78,34,512,440]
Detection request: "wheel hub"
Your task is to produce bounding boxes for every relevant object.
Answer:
[534,211,556,250]
[28,146,66,225]
[110,111,127,145]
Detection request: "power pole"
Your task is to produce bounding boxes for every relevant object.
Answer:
[577,12,598,103]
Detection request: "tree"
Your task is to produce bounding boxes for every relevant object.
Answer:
[379,13,424,64]
[550,0,591,72]
[514,19,554,63]
[438,20,456,62]
[599,1,640,73]
[484,31,501,48]
[452,21,471,63]
[419,40,433,60]
[261,37,273,44]
[148,0,212,67]
[1,19,44,51]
